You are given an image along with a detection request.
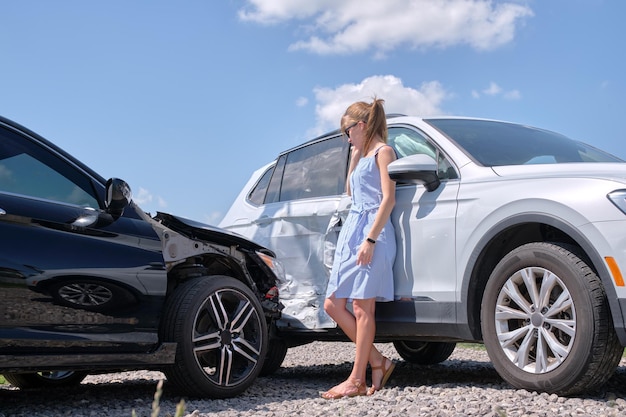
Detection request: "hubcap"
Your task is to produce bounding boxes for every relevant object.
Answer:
[192,288,262,387]
[495,266,576,373]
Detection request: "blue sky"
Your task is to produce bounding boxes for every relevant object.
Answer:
[2,0,624,225]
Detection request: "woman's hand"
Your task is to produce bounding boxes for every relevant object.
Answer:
[356,240,375,265]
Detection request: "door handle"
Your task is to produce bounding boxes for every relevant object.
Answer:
[253,216,272,225]
[71,207,99,227]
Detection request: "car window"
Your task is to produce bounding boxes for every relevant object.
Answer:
[279,136,350,201]
[249,136,350,205]
[264,154,286,204]
[388,127,458,180]
[247,165,274,206]
[425,118,623,166]
[0,127,99,208]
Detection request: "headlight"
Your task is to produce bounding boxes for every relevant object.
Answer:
[607,190,626,215]
[256,251,286,282]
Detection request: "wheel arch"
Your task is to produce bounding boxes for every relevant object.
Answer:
[462,213,625,343]
[166,251,255,294]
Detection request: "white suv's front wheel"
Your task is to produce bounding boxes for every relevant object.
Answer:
[481,242,623,396]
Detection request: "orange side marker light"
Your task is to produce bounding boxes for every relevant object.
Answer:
[605,257,625,287]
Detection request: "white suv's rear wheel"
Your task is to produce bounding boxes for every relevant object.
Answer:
[481,242,623,395]
[393,341,456,365]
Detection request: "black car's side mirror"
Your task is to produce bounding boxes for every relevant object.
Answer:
[105,178,132,219]
[388,154,441,192]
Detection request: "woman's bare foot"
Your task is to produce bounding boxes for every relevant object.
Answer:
[321,378,366,399]
[367,357,395,395]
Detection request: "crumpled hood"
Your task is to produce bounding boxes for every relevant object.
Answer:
[154,211,272,255]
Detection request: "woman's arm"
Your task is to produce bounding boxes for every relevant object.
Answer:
[345,146,361,196]
[356,145,396,265]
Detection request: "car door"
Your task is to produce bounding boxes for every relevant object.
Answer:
[0,123,165,353]
[236,135,351,329]
[385,126,460,321]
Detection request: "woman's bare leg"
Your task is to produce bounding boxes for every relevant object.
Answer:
[324,296,385,363]
[322,296,386,396]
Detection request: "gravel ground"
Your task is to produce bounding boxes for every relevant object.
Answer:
[1,342,626,417]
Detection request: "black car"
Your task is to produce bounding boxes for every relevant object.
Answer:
[0,115,284,398]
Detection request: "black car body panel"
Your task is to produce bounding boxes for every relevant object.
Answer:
[0,115,283,397]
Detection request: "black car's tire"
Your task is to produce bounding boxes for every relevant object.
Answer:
[259,338,288,376]
[481,242,623,396]
[160,276,268,398]
[393,341,456,365]
[3,371,88,389]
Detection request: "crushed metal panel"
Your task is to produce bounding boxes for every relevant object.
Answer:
[254,198,350,330]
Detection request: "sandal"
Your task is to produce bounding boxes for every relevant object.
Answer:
[367,357,395,395]
[321,378,366,399]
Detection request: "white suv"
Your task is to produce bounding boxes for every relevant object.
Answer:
[220,115,626,395]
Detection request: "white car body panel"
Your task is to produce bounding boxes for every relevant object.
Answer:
[220,116,626,339]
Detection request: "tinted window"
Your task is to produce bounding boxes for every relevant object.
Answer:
[388,127,458,180]
[279,136,350,201]
[247,165,274,206]
[426,119,623,167]
[0,127,99,208]
[265,155,286,204]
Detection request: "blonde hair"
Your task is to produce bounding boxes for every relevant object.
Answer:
[340,97,388,154]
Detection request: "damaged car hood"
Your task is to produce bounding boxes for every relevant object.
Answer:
[153,211,272,254]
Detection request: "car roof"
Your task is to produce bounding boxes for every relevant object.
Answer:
[276,114,520,158]
[278,113,416,156]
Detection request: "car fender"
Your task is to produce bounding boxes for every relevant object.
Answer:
[457,193,626,343]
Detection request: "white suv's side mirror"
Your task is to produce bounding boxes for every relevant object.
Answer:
[388,154,440,191]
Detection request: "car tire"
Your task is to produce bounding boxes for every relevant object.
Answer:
[481,242,623,396]
[160,275,268,398]
[2,371,88,389]
[393,341,456,365]
[259,338,288,376]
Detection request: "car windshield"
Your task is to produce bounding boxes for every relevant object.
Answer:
[425,119,622,167]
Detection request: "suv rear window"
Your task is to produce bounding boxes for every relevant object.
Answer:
[248,136,350,204]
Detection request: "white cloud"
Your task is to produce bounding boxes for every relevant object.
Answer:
[483,82,502,96]
[296,96,308,107]
[239,0,533,55]
[310,75,449,135]
[133,187,167,214]
[473,81,521,100]
[504,89,521,100]
[133,187,153,205]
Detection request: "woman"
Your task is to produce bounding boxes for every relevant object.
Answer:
[321,98,397,399]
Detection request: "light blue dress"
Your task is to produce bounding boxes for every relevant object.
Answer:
[326,146,396,301]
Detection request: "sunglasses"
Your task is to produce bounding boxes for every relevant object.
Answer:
[344,121,360,138]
